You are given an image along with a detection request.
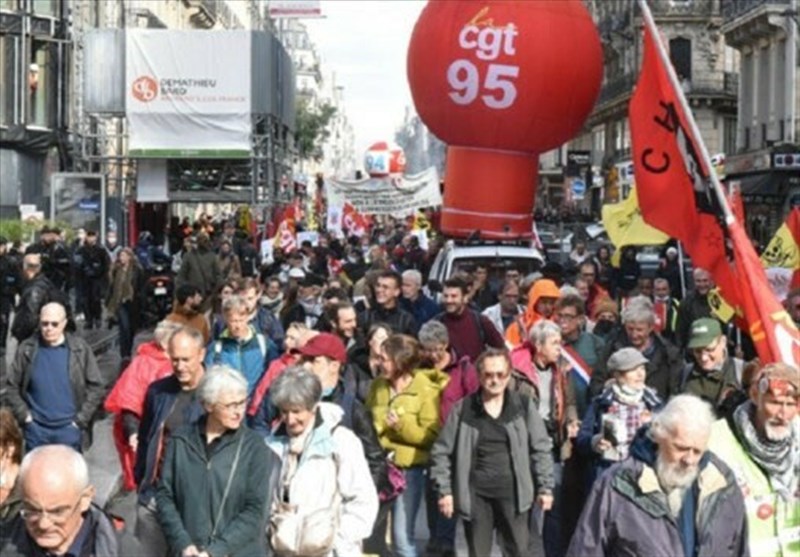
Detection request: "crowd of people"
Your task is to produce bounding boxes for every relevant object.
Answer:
[0,216,798,557]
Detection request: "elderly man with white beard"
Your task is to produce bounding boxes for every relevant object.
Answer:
[568,394,749,557]
[708,363,799,557]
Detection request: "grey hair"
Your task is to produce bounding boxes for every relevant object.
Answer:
[560,285,580,298]
[529,320,561,346]
[653,277,669,288]
[197,365,248,406]
[401,269,422,287]
[222,295,248,315]
[20,445,89,491]
[270,366,322,411]
[418,320,450,347]
[649,394,715,441]
[154,319,182,348]
[169,325,205,349]
[621,295,656,325]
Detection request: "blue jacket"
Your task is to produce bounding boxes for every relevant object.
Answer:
[575,386,663,487]
[134,375,204,505]
[401,294,440,327]
[204,327,278,396]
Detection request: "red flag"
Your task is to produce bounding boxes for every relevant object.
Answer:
[342,203,368,237]
[727,182,746,226]
[273,205,297,252]
[630,2,800,366]
[729,220,800,367]
[629,17,740,308]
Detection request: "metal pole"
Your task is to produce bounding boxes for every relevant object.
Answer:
[677,241,687,299]
[788,0,798,144]
[637,0,735,224]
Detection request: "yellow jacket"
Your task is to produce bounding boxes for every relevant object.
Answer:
[366,368,449,468]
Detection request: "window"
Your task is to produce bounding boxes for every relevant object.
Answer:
[31,0,57,16]
[723,117,737,155]
[669,37,692,82]
[29,39,56,128]
[0,35,18,125]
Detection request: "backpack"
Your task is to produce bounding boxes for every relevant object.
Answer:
[213,333,267,364]
[434,309,486,347]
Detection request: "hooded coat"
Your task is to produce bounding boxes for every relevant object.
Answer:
[504,279,561,347]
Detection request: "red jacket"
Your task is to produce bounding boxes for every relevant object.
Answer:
[104,341,173,491]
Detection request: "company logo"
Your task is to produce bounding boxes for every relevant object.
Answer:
[132,76,158,102]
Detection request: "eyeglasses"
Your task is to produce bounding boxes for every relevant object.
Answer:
[40,320,63,328]
[20,495,84,524]
[482,371,510,381]
[217,399,247,412]
[556,312,578,320]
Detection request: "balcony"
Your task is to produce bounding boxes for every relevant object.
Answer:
[684,72,739,97]
[596,73,637,107]
[722,0,792,22]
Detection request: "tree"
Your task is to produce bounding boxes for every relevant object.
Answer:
[295,99,337,161]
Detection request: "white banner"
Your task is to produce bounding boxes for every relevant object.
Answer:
[268,0,321,18]
[326,167,442,216]
[126,30,251,158]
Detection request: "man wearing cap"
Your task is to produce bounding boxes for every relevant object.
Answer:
[708,363,799,557]
[25,225,71,293]
[297,332,387,488]
[679,317,743,415]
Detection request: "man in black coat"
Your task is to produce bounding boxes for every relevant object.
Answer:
[358,270,418,336]
[25,226,72,294]
[0,237,21,354]
[11,253,70,343]
[76,230,110,329]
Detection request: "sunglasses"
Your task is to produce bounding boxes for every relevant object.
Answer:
[40,320,63,328]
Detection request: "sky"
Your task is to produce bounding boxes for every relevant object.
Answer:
[304,0,426,157]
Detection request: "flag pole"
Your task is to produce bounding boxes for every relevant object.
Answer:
[636,0,735,225]
[677,241,687,299]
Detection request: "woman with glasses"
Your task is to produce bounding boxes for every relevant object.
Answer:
[430,348,555,557]
[156,365,269,557]
[366,334,448,557]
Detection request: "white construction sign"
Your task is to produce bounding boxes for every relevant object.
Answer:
[126,30,252,158]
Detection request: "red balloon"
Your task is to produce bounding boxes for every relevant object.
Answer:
[407,0,603,238]
[365,141,406,178]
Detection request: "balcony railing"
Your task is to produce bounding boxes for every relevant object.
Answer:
[722,0,792,22]
[597,71,738,108]
[597,73,637,106]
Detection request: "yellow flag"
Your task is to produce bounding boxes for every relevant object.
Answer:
[602,188,669,265]
[413,210,430,231]
[761,221,800,270]
[708,287,736,323]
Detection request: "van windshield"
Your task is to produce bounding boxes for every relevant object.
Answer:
[452,257,543,290]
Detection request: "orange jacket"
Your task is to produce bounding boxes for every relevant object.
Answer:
[505,279,561,347]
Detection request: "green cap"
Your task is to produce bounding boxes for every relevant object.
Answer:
[688,318,722,349]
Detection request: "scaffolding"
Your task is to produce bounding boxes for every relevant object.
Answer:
[69,0,296,242]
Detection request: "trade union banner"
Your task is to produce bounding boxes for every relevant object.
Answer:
[326,167,442,217]
[126,30,251,158]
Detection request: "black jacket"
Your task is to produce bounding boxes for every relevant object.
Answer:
[589,332,683,401]
[76,243,110,282]
[26,241,71,290]
[11,273,70,342]
[358,304,418,336]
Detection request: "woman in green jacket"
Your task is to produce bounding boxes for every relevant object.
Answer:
[156,365,269,557]
[366,334,448,557]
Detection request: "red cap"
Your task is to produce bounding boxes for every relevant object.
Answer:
[298,333,347,364]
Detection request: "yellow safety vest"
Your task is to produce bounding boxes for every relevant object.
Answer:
[709,419,800,557]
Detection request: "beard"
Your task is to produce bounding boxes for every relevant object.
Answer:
[763,420,792,441]
[655,453,699,492]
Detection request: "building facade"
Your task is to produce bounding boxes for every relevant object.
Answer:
[721,0,800,246]
[554,0,740,213]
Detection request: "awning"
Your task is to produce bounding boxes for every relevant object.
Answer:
[729,171,799,198]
